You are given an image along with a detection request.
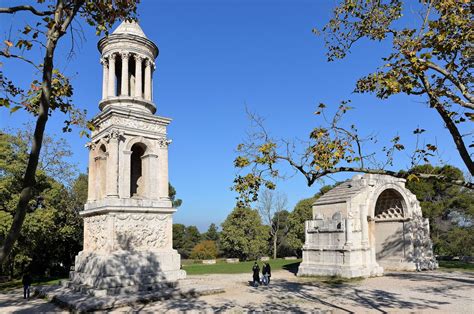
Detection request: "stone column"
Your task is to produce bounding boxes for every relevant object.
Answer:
[106,131,120,198]
[158,139,170,199]
[121,150,133,198]
[134,55,143,98]
[87,145,96,201]
[360,204,369,245]
[101,58,108,99]
[108,54,116,97]
[345,218,353,246]
[142,154,159,199]
[121,52,129,96]
[144,59,152,101]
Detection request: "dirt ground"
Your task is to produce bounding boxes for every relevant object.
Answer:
[1,269,473,313]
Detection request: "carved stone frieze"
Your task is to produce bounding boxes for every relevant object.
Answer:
[83,215,108,252]
[97,116,166,134]
[114,213,169,251]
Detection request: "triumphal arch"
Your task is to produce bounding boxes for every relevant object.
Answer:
[69,21,185,295]
[298,174,437,278]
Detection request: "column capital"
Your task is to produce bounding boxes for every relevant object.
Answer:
[134,54,143,62]
[158,138,172,148]
[145,58,155,68]
[109,53,117,60]
[100,57,108,65]
[120,51,129,60]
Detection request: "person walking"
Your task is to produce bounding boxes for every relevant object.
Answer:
[262,262,271,285]
[252,261,260,287]
[22,272,32,299]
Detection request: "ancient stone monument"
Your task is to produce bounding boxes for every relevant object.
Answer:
[298,174,437,278]
[69,21,186,295]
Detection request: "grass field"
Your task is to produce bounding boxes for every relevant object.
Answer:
[182,258,301,275]
[0,276,65,292]
[438,260,474,272]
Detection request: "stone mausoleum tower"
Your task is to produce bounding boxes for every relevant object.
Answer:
[69,21,186,295]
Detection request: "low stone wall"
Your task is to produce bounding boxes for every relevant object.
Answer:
[202,259,216,264]
[225,258,239,264]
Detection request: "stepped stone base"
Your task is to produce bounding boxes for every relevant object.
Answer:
[69,250,186,296]
[35,280,225,312]
[298,263,383,278]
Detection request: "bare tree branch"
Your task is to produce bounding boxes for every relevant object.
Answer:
[0,5,53,16]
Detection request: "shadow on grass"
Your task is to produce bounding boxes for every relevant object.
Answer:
[0,277,65,292]
[282,261,300,275]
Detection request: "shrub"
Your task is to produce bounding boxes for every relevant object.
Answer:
[190,240,218,260]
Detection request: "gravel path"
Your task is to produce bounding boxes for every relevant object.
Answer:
[1,270,472,313]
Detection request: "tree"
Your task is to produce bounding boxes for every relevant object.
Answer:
[286,185,334,256]
[0,130,84,276]
[172,224,202,259]
[272,209,292,257]
[0,0,140,263]
[204,223,219,242]
[406,164,473,256]
[183,225,202,258]
[169,183,183,208]
[190,240,218,260]
[220,207,268,260]
[172,223,186,256]
[257,189,288,259]
[232,0,473,206]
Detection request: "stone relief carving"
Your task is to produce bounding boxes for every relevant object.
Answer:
[114,213,169,251]
[158,138,172,148]
[84,215,108,252]
[98,116,166,134]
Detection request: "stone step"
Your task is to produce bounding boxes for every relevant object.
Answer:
[35,282,225,312]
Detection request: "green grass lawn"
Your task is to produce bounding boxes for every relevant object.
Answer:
[0,276,65,292]
[182,258,301,275]
[438,260,474,272]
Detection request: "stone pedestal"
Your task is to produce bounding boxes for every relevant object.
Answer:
[69,201,185,295]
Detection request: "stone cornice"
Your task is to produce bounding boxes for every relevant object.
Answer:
[98,33,158,58]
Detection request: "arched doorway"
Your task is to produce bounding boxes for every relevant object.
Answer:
[374,189,409,268]
[130,143,146,197]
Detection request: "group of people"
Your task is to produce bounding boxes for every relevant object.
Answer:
[252,261,271,287]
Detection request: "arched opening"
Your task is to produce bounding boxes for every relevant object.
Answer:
[373,189,409,268]
[115,56,122,96]
[130,143,146,197]
[375,189,405,219]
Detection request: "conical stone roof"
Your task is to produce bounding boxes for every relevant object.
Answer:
[112,20,147,38]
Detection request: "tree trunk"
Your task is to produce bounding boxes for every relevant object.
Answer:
[0,1,79,263]
[273,231,277,259]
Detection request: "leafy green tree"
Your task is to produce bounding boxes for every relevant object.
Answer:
[286,185,336,256]
[172,223,186,256]
[0,0,140,263]
[204,223,219,242]
[183,226,202,258]
[169,183,183,208]
[0,130,84,277]
[172,224,202,259]
[220,207,268,260]
[406,164,473,256]
[190,240,218,260]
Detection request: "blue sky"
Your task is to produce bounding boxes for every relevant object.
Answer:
[0,0,467,231]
